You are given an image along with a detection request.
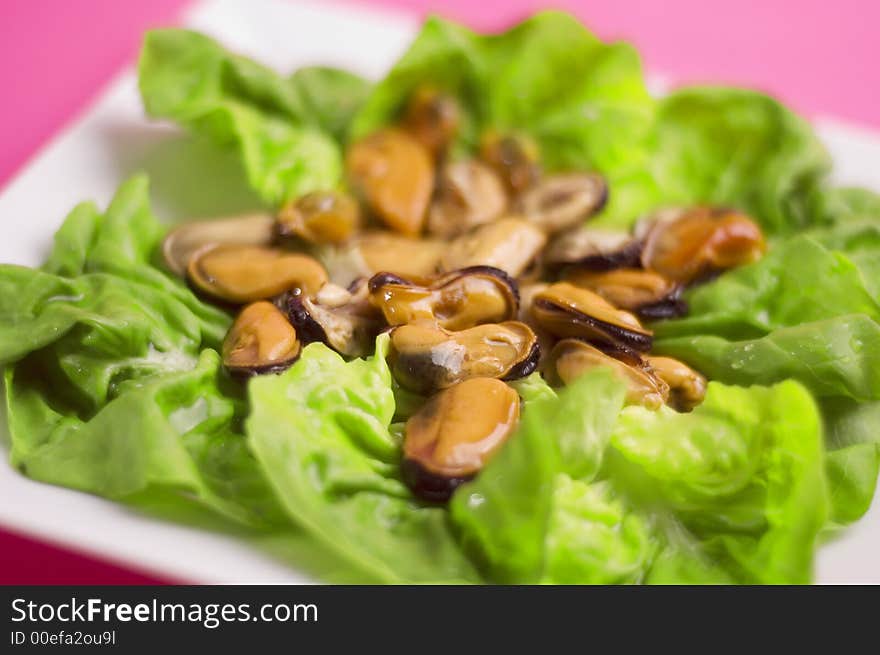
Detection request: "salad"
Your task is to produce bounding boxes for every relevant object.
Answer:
[1,12,879,584]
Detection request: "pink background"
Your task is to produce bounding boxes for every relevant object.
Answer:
[0,0,877,583]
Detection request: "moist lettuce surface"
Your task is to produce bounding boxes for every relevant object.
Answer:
[1,12,878,583]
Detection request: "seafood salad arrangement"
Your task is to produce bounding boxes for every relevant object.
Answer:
[1,13,879,584]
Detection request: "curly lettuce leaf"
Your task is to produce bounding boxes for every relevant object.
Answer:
[807,186,880,227]
[452,373,828,584]
[0,177,295,527]
[656,315,880,402]
[597,86,831,231]
[654,236,880,341]
[139,30,371,204]
[246,336,481,584]
[545,382,828,584]
[606,380,827,583]
[0,177,230,399]
[6,350,284,526]
[656,316,880,525]
[543,476,656,584]
[653,229,880,524]
[806,219,880,301]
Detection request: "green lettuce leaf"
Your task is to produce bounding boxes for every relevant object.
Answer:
[139,30,371,204]
[807,186,880,227]
[246,336,481,583]
[0,177,292,527]
[653,230,880,524]
[0,177,230,397]
[653,236,880,341]
[452,372,828,584]
[5,350,284,526]
[543,476,655,584]
[597,86,831,231]
[606,380,828,583]
[656,317,880,527]
[821,397,880,525]
[656,315,880,402]
[806,219,880,300]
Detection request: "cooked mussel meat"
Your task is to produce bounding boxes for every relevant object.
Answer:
[403,85,461,155]
[223,301,301,376]
[346,128,434,236]
[402,378,521,502]
[427,160,507,238]
[277,191,361,245]
[162,213,275,276]
[640,206,766,283]
[280,280,381,358]
[547,339,669,409]
[645,356,707,412]
[479,131,540,194]
[544,226,642,272]
[531,282,653,351]
[187,245,328,303]
[517,173,608,234]
[440,217,547,277]
[369,266,519,331]
[389,321,539,394]
[563,268,687,320]
[317,231,445,286]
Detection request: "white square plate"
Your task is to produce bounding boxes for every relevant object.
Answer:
[1,0,878,584]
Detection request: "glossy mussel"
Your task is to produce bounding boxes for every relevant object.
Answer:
[563,268,687,320]
[531,282,653,351]
[368,266,519,331]
[222,301,301,376]
[402,378,521,502]
[547,339,668,409]
[187,245,327,304]
[517,172,608,234]
[162,213,275,276]
[389,321,539,394]
[544,227,642,272]
[280,281,382,358]
[640,206,766,284]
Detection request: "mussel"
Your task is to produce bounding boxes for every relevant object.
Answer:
[516,282,555,368]
[346,128,434,236]
[369,266,519,331]
[280,281,382,358]
[531,282,653,351]
[517,173,608,234]
[403,85,461,155]
[389,321,539,394]
[402,378,521,502]
[187,245,328,304]
[317,231,446,286]
[277,191,361,245]
[479,131,540,194]
[427,160,507,238]
[563,268,687,320]
[439,217,547,277]
[640,206,766,284]
[547,339,669,409]
[162,213,275,276]
[645,356,707,412]
[222,301,301,376]
[544,226,642,272]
